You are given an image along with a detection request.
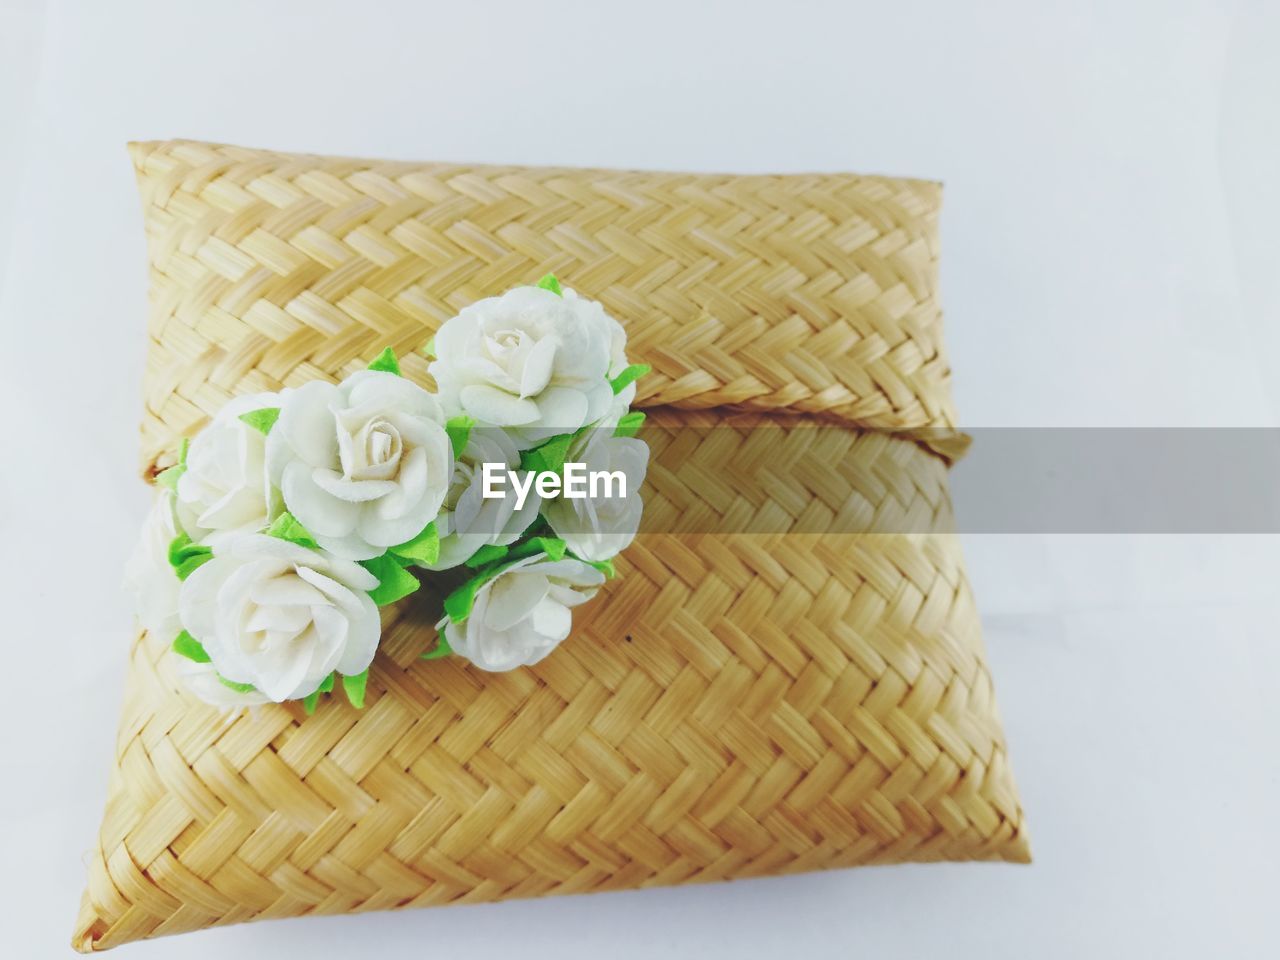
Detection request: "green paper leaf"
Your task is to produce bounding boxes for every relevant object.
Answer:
[445,415,474,460]
[172,630,210,663]
[156,438,190,490]
[360,553,421,605]
[302,673,335,714]
[614,411,646,438]
[265,512,319,548]
[342,670,369,708]
[421,633,452,661]
[536,273,563,296]
[519,432,575,474]
[368,347,402,375]
[442,576,485,625]
[390,521,439,566]
[423,337,435,359]
[238,406,281,435]
[509,536,567,563]
[609,363,650,396]
[465,543,509,568]
[217,675,257,694]
[168,534,213,580]
[155,463,185,491]
[583,557,616,579]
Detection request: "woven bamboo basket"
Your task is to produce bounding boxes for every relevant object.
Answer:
[74,140,1029,952]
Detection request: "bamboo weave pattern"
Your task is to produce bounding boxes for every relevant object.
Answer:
[75,141,1027,952]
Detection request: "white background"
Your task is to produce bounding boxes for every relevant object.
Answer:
[2,1,1278,956]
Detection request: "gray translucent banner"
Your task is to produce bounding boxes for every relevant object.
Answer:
[469,425,1280,535]
[950,428,1280,533]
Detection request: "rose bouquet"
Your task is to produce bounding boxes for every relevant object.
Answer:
[126,277,650,711]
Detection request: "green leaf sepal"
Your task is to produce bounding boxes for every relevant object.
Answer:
[342,670,369,709]
[445,415,474,460]
[301,671,371,713]
[520,431,576,475]
[389,522,440,566]
[465,543,509,568]
[172,630,210,663]
[609,363,650,396]
[368,347,402,375]
[168,534,213,581]
[581,556,616,579]
[238,407,281,435]
[614,411,645,438]
[265,512,319,548]
[302,673,336,715]
[360,553,421,606]
[155,438,191,491]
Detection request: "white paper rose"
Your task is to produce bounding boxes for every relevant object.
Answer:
[429,285,616,448]
[175,392,280,545]
[124,492,183,641]
[565,286,636,406]
[440,556,605,671]
[266,371,453,561]
[544,423,649,562]
[179,534,381,702]
[418,427,541,571]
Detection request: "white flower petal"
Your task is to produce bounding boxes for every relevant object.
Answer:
[257,634,315,702]
[176,660,270,709]
[532,386,589,434]
[356,499,438,552]
[459,355,518,393]
[173,396,274,542]
[460,384,540,426]
[343,370,443,421]
[483,572,550,632]
[581,381,615,427]
[246,603,311,634]
[312,468,399,503]
[276,380,340,470]
[530,596,573,642]
[334,592,380,676]
[216,533,319,566]
[178,556,235,651]
[314,530,382,562]
[282,461,359,537]
[375,447,428,519]
[519,336,557,398]
[196,485,268,531]
[295,564,359,607]
[539,558,607,590]
[248,574,327,608]
[422,532,489,571]
[308,604,350,667]
[125,493,183,640]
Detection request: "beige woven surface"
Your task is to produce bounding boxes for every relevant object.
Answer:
[75,141,1027,952]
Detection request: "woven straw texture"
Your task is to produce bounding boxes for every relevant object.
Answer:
[75,140,1028,952]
